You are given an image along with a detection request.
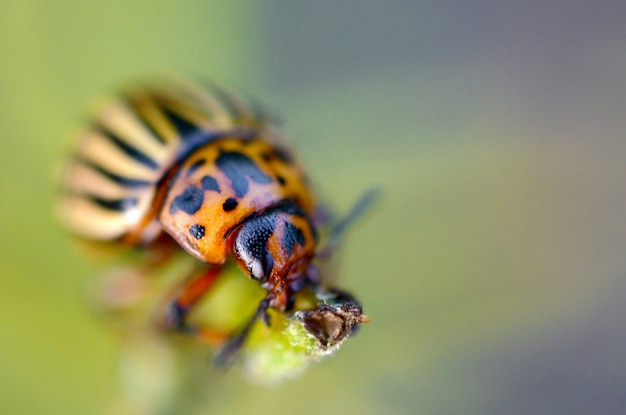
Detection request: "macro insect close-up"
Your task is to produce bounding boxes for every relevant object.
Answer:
[4,3,626,415]
[57,77,372,374]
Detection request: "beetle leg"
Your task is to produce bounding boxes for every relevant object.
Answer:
[213,296,271,367]
[164,266,229,344]
[213,277,292,367]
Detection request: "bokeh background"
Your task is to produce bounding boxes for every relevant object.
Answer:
[2,1,626,414]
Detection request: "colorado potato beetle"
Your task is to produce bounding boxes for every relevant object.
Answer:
[59,77,372,364]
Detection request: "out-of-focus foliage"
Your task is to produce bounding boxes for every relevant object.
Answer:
[2,2,626,415]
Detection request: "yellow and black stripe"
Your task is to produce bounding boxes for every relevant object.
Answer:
[58,77,283,244]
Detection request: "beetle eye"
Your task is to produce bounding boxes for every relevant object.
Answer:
[233,236,274,281]
[249,257,265,280]
[232,212,277,281]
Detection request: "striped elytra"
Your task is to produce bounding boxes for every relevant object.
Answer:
[58,77,304,249]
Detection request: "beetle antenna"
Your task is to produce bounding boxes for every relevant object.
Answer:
[213,297,271,367]
[317,188,381,259]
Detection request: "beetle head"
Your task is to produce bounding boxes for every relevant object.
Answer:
[230,203,317,304]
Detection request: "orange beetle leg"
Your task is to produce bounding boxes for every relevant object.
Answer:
[165,266,229,344]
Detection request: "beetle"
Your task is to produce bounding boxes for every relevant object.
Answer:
[59,77,371,364]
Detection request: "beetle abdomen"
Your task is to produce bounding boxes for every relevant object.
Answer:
[59,77,282,244]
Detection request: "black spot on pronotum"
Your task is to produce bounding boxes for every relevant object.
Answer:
[222,197,238,212]
[277,175,286,185]
[189,223,205,239]
[215,151,272,198]
[261,152,272,163]
[201,175,220,193]
[186,159,205,177]
[272,147,293,164]
[170,185,204,215]
[277,202,306,217]
[282,222,306,255]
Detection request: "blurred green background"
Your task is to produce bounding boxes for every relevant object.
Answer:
[2,1,626,414]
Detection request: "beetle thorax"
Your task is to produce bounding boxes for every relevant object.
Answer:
[158,138,314,264]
